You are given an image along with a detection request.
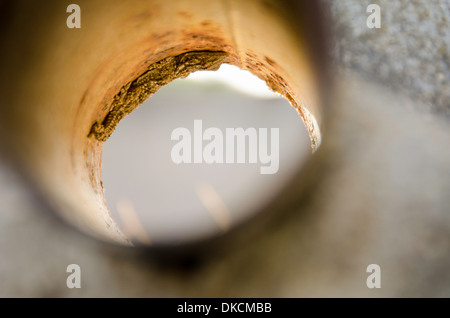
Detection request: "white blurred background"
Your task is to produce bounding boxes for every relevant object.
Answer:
[102,65,310,245]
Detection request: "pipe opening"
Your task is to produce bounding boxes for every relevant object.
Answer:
[101,64,310,246]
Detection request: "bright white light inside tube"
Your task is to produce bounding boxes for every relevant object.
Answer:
[186,64,279,99]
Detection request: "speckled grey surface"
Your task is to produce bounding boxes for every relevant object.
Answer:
[325,0,450,116]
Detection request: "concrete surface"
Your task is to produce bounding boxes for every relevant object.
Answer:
[324,0,450,117]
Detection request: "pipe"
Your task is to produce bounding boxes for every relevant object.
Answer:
[0,0,328,245]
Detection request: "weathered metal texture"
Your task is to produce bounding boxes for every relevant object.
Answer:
[1,0,449,297]
[0,0,325,244]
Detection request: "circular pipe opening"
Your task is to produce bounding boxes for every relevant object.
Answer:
[102,64,311,246]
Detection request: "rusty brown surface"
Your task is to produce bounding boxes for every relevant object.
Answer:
[0,0,322,243]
